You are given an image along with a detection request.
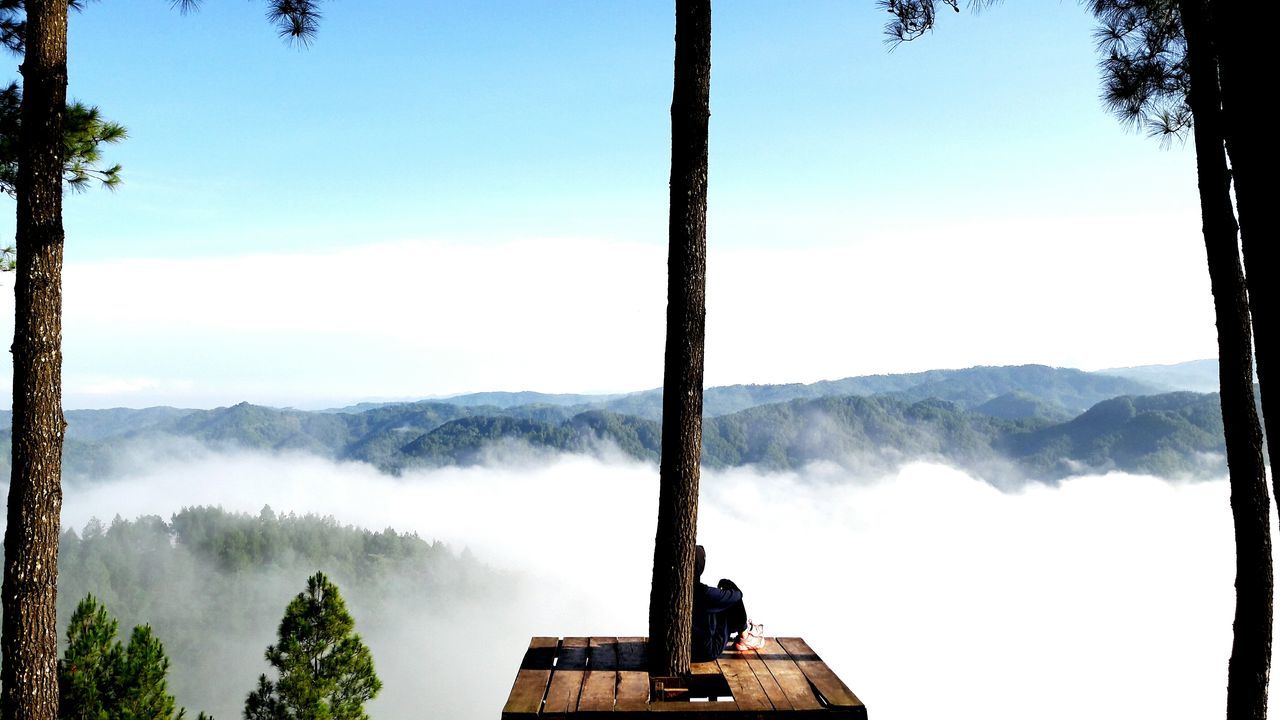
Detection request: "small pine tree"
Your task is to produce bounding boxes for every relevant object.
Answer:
[117,626,181,720]
[245,572,381,720]
[59,594,193,720]
[60,596,120,720]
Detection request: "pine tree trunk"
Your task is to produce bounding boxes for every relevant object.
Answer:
[1178,2,1273,718]
[649,0,711,679]
[1211,0,1279,487]
[1,0,67,717]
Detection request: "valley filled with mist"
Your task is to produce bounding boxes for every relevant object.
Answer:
[2,359,1266,719]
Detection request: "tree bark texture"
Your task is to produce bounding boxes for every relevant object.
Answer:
[649,0,711,679]
[1179,2,1272,718]
[2,0,67,717]
[1211,0,1279,487]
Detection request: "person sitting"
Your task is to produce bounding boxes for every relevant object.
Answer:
[690,544,764,662]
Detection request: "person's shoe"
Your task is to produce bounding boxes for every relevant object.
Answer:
[734,622,765,651]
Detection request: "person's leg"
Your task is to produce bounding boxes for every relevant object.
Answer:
[717,578,748,635]
[710,616,732,659]
[726,598,748,636]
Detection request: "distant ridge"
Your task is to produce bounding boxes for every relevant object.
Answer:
[434,390,627,409]
[1095,359,1219,394]
[0,362,1231,485]
[321,390,627,414]
[313,363,1191,420]
[408,364,1162,422]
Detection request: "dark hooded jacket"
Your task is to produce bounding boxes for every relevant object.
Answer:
[690,582,743,662]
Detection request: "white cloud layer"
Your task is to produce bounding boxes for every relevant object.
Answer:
[55,450,1264,720]
[0,213,1215,409]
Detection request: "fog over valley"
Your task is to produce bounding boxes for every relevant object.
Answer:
[12,444,1266,720]
[0,361,1258,719]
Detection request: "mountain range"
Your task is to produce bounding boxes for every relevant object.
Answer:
[0,360,1242,485]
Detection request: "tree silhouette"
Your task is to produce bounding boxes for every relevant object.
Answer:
[880,2,1272,718]
[649,0,712,678]
[1164,2,1271,715]
[0,1,321,718]
[1206,0,1279,514]
[1087,2,1272,715]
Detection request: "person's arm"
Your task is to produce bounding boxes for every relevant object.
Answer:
[699,582,742,612]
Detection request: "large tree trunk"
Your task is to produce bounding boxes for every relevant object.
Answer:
[648,0,711,679]
[2,0,67,717]
[1210,0,1278,485]
[1178,1,1272,718]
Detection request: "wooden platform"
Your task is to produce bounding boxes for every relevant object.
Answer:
[502,636,866,719]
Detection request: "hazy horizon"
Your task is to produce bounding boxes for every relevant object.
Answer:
[0,356,1219,413]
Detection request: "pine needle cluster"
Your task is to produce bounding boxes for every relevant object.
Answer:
[1089,0,1192,140]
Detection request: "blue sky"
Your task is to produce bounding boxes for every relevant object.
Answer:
[0,1,1212,408]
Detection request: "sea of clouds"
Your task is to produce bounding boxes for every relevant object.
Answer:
[50,447,1270,720]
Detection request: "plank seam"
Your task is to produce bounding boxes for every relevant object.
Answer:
[542,637,562,715]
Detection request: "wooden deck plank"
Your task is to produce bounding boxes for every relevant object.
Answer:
[501,636,559,719]
[577,637,619,713]
[690,661,720,676]
[777,638,865,717]
[615,636,649,712]
[615,673,649,713]
[756,638,823,711]
[616,636,647,670]
[616,673,650,713]
[742,651,793,713]
[543,637,590,717]
[716,650,773,712]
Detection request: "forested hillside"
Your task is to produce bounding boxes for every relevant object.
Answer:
[998,393,1229,478]
[57,507,498,719]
